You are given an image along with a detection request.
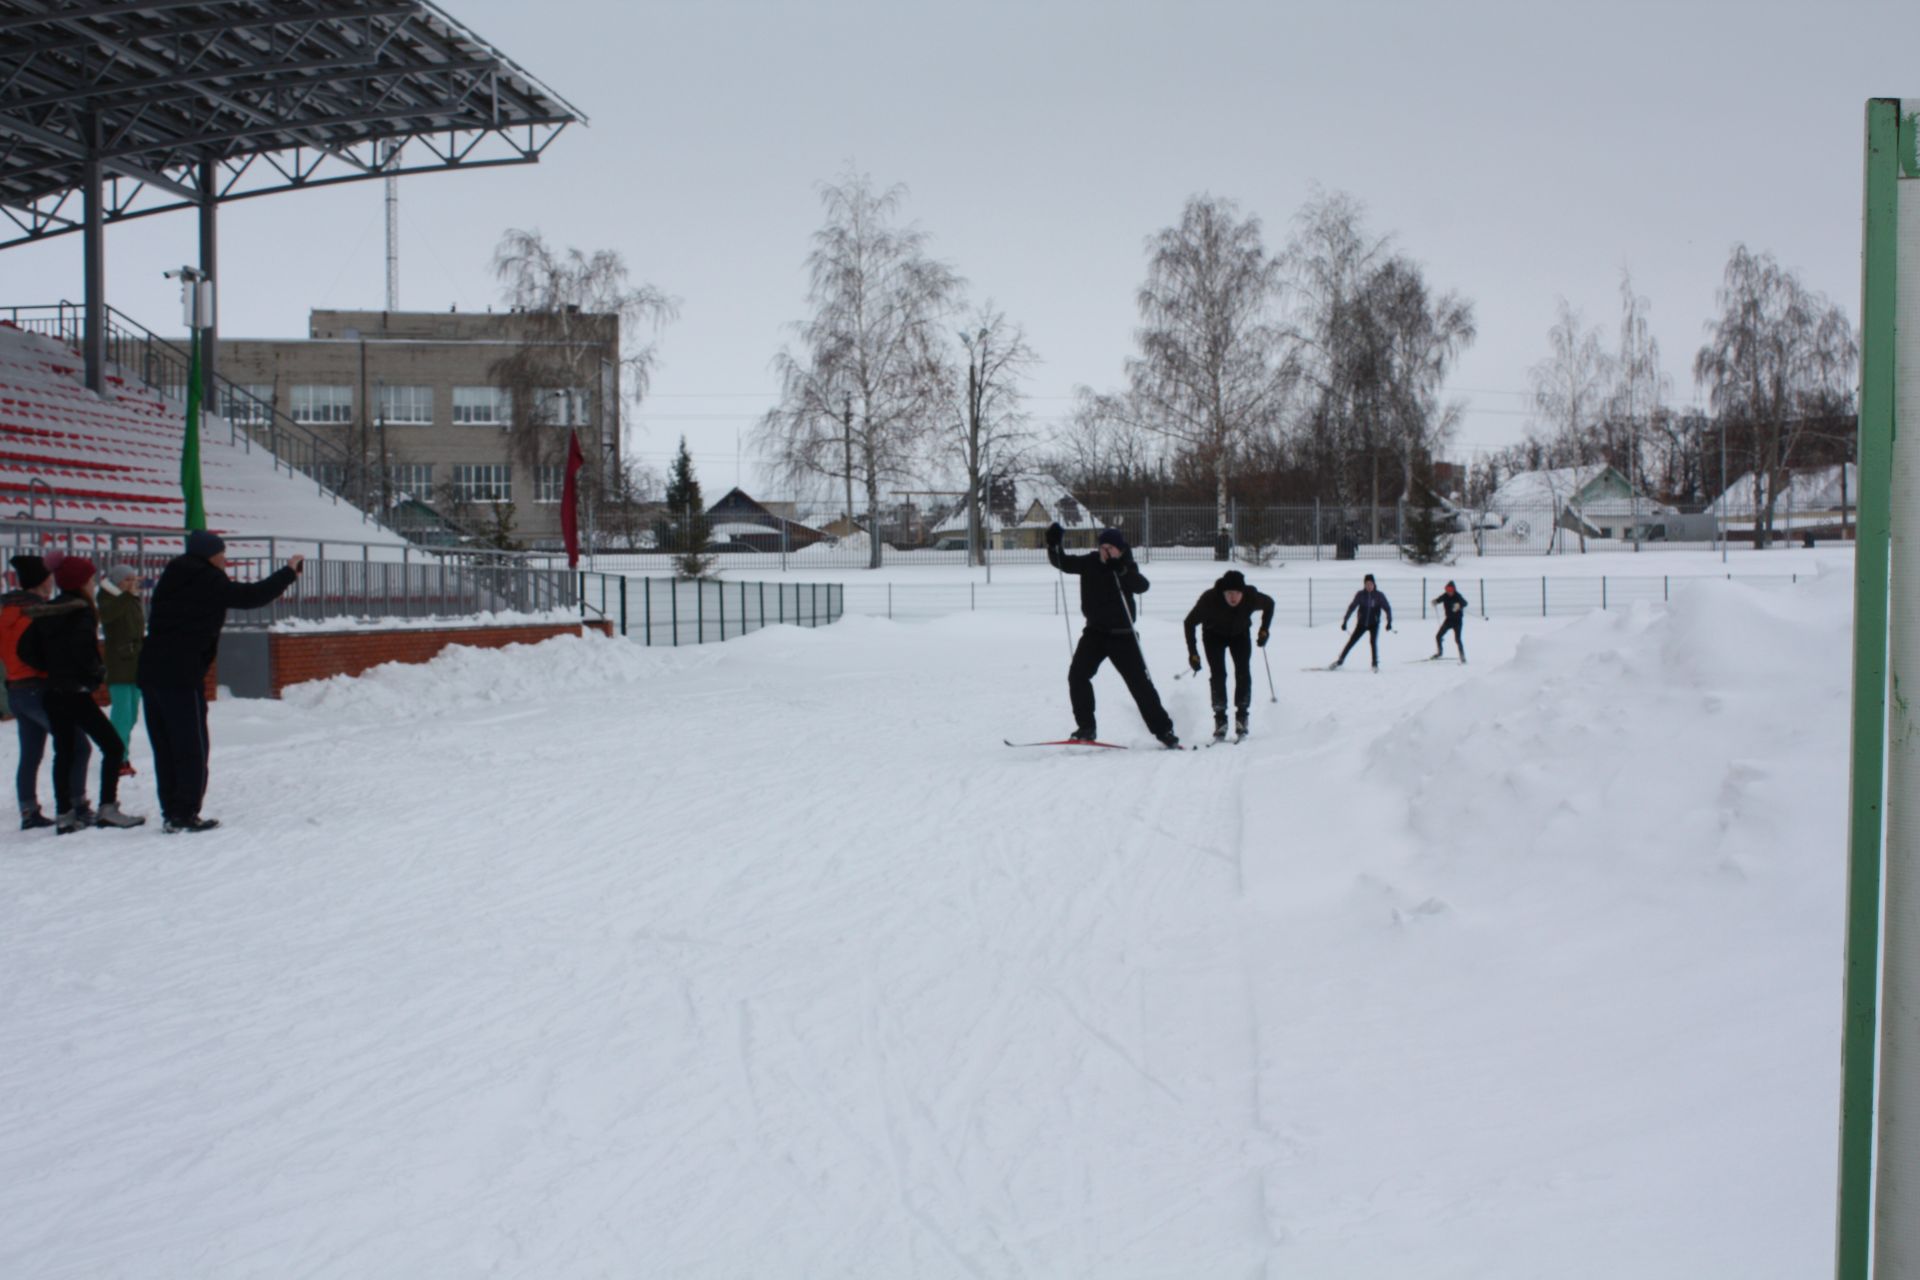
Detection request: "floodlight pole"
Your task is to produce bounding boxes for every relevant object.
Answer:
[198,158,218,409]
[82,113,106,396]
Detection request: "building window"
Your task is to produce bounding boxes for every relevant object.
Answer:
[290,384,353,424]
[452,464,511,503]
[451,386,511,426]
[532,387,590,426]
[378,384,433,424]
[386,464,434,497]
[535,465,570,503]
[221,383,274,425]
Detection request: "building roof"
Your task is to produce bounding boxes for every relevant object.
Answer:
[0,0,582,248]
[1709,463,1858,517]
[1487,464,1670,517]
[930,474,1101,536]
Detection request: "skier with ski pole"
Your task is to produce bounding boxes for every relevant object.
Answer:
[1046,521,1181,749]
[1431,580,1469,663]
[1182,569,1274,741]
[1331,573,1393,672]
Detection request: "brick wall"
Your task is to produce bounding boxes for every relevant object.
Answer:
[264,620,614,697]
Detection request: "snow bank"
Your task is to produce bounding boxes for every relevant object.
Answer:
[278,629,656,717]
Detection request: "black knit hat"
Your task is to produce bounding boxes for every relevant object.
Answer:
[9,554,48,590]
[1097,527,1129,553]
[1218,570,1247,592]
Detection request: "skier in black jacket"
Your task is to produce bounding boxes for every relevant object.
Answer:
[1332,574,1393,671]
[1183,569,1274,739]
[136,530,304,833]
[1431,580,1469,662]
[18,556,146,832]
[1047,522,1180,748]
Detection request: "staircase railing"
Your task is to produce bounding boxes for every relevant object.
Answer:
[0,302,462,541]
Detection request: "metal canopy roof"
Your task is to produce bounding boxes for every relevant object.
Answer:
[0,0,585,248]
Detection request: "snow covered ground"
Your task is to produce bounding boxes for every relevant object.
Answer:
[0,570,1849,1277]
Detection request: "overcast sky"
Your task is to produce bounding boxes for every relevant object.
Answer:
[7,0,1912,496]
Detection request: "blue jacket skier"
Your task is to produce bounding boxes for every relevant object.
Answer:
[1333,574,1393,671]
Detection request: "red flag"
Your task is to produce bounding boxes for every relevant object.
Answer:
[561,430,586,568]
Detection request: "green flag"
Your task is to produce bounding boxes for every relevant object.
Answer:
[182,327,206,531]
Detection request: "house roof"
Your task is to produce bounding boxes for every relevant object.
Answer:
[930,474,1101,536]
[1487,464,1671,517]
[1709,463,1858,516]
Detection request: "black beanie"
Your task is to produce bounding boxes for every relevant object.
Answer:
[9,554,49,590]
[1218,570,1247,592]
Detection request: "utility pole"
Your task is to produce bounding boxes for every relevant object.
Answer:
[383,140,400,311]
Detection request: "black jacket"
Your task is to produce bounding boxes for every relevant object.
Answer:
[1049,544,1148,631]
[137,555,299,688]
[18,592,106,693]
[1342,588,1392,631]
[1183,586,1276,651]
[1432,591,1470,622]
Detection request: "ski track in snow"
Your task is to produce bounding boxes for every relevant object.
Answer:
[0,583,1851,1279]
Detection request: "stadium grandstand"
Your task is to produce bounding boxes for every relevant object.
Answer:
[0,0,582,550]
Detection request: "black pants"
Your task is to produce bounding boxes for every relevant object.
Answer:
[1069,627,1174,738]
[44,690,123,811]
[142,684,211,824]
[1337,622,1380,667]
[1436,615,1465,658]
[1203,630,1252,714]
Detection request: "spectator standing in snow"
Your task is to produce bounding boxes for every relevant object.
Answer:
[1183,569,1274,739]
[1332,573,1393,671]
[18,557,145,831]
[1047,522,1181,748]
[2,554,87,828]
[137,531,304,834]
[98,564,145,774]
[1431,580,1469,663]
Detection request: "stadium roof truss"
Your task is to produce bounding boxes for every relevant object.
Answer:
[0,0,586,248]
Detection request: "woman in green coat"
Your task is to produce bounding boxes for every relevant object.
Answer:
[96,564,144,774]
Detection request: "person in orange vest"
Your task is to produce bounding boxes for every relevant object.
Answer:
[2,554,89,829]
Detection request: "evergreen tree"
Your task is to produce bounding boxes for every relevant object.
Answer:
[1400,452,1454,565]
[662,437,712,578]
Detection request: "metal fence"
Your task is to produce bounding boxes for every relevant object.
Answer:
[599,496,1831,572]
[828,570,1807,625]
[577,574,843,645]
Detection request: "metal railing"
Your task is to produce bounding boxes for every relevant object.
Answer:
[2,302,400,533]
[576,572,843,645]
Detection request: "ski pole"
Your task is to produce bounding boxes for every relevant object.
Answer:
[1262,644,1276,702]
[1055,554,1075,660]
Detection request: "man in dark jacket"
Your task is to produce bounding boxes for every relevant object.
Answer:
[3,553,87,828]
[18,557,145,831]
[1183,569,1275,739]
[1333,573,1393,671]
[1047,522,1180,748]
[137,531,304,833]
[1431,580,1470,663]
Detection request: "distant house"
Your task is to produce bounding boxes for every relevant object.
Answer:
[930,474,1104,550]
[1709,464,1857,537]
[1486,465,1673,544]
[703,487,825,552]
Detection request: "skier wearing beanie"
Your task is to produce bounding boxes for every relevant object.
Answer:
[1332,573,1393,671]
[1182,569,1275,740]
[137,530,305,834]
[2,553,88,828]
[1046,521,1180,748]
[17,557,145,831]
[1430,580,1470,663]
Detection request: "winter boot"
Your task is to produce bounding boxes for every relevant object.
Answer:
[1235,710,1249,738]
[53,810,85,835]
[94,802,147,830]
[1212,708,1228,741]
[1067,727,1098,743]
[1156,730,1183,750]
[20,808,53,831]
[163,816,221,835]
[72,800,95,827]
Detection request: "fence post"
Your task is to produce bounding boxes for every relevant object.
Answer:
[1421,578,1427,620]
[620,577,628,637]
[1308,578,1313,627]
[718,580,725,640]
[1541,576,1547,617]
[1602,576,1608,610]
[698,579,706,641]
[1314,498,1321,560]
[1479,578,1485,618]
[888,582,893,620]
[759,581,765,633]
[811,582,818,626]
[971,582,975,611]
[1143,497,1152,564]
[670,578,678,646]
[1664,575,1669,602]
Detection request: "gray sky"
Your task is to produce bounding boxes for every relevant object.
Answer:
[7,0,1911,496]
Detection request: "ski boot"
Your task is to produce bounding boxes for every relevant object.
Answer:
[1067,727,1098,743]
[1212,708,1228,742]
[1156,730,1183,751]
[1235,711,1249,740]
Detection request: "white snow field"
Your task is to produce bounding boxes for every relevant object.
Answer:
[0,567,1850,1277]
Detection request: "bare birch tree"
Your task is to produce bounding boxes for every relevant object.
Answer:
[1607,270,1669,543]
[489,228,678,494]
[1128,194,1292,559]
[1694,244,1855,548]
[1284,191,1391,504]
[1529,298,1612,462]
[949,303,1036,566]
[755,172,960,568]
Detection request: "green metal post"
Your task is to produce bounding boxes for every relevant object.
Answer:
[1835,96,1901,1280]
